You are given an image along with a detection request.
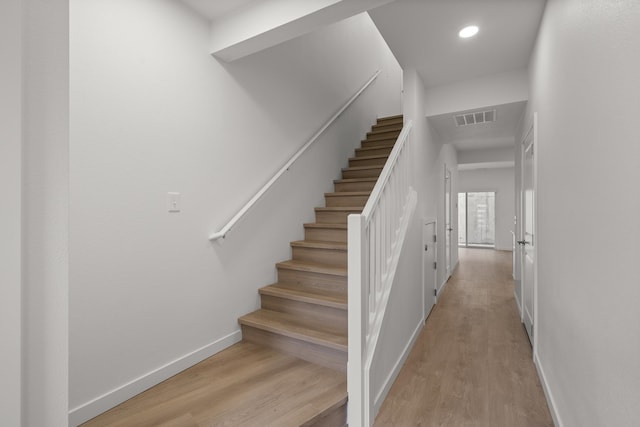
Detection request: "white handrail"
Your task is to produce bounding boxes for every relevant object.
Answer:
[209,70,381,241]
[360,121,413,220]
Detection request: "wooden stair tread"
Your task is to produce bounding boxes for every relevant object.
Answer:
[314,206,362,211]
[334,177,378,184]
[349,154,390,161]
[356,143,395,151]
[372,123,402,131]
[341,165,383,171]
[239,310,348,351]
[276,259,347,277]
[324,191,371,197]
[80,342,346,427]
[367,129,401,136]
[378,114,403,121]
[303,222,347,230]
[291,240,347,250]
[277,383,347,427]
[259,283,347,310]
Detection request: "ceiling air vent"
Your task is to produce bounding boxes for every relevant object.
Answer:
[453,109,496,127]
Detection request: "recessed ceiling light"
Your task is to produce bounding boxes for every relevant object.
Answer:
[459,25,479,38]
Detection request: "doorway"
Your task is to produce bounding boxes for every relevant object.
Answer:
[458,192,496,248]
[520,116,536,347]
[444,166,452,280]
[423,221,436,319]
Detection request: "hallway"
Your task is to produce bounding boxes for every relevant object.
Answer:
[375,248,553,426]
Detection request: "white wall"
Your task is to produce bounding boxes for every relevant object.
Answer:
[458,147,515,165]
[69,1,402,423]
[458,167,515,251]
[0,1,23,424]
[22,0,70,425]
[425,68,528,117]
[523,1,640,425]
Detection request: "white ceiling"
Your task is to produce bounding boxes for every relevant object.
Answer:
[428,101,526,151]
[179,0,259,21]
[368,0,546,88]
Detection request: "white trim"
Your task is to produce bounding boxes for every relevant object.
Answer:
[372,319,424,417]
[209,70,380,241]
[68,330,242,426]
[534,352,564,427]
[532,112,539,359]
[513,283,523,319]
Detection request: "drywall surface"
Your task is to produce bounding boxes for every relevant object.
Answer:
[209,0,395,61]
[525,0,640,425]
[458,167,515,251]
[69,1,401,422]
[458,147,515,165]
[425,68,528,117]
[0,1,23,424]
[21,0,70,425]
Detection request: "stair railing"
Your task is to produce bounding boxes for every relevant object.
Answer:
[348,120,417,427]
[209,70,381,241]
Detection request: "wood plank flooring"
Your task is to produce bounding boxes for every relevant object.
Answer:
[80,342,346,427]
[374,248,554,427]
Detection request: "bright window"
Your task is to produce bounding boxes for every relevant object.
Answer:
[458,192,496,247]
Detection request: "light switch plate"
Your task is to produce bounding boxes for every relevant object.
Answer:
[167,192,181,212]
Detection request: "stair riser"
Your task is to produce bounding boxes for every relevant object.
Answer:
[304,402,347,427]
[341,168,382,179]
[367,130,401,140]
[315,210,361,224]
[304,227,347,243]
[260,295,347,333]
[355,146,394,157]
[361,138,397,148]
[372,123,403,132]
[292,246,347,267]
[241,326,346,372]
[376,116,403,126]
[333,181,376,192]
[349,157,388,168]
[277,268,347,293]
[324,195,369,207]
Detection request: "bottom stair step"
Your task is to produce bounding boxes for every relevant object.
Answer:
[79,341,346,427]
[239,309,347,372]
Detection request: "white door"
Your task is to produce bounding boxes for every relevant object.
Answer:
[521,126,535,345]
[444,167,452,279]
[423,222,436,319]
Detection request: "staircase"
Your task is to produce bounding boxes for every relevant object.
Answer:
[237,114,403,426]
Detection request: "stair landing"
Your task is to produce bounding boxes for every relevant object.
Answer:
[80,342,347,427]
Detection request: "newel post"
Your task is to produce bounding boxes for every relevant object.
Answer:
[347,213,366,427]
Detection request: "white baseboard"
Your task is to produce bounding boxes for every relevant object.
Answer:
[534,352,564,427]
[514,287,522,319]
[69,330,242,426]
[372,319,424,417]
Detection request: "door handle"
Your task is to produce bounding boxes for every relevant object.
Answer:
[447,228,453,232]
[517,240,530,245]
[424,244,428,251]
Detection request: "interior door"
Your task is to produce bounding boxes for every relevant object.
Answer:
[444,167,452,279]
[521,129,535,345]
[423,222,436,319]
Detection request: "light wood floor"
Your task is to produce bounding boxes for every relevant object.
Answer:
[80,342,346,427]
[374,248,554,427]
